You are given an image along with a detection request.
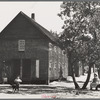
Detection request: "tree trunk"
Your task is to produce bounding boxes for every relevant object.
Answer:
[82,62,93,89]
[71,65,80,89]
[68,51,80,89]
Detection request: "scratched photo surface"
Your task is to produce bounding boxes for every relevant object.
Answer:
[0,1,100,99]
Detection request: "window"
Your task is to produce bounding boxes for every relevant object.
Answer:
[36,60,39,78]
[18,40,25,51]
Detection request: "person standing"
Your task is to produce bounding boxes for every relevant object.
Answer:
[14,76,22,92]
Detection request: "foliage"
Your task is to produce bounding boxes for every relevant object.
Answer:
[58,1,100,66]
[58,1,100,89]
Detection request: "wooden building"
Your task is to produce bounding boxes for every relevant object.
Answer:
[0,11,68,84]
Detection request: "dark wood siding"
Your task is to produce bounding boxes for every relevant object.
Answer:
[0,38,49,83]
[0,12,68,84]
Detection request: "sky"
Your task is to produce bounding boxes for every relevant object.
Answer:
[0,1,64,34]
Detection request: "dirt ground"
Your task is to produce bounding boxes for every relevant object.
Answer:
[0,82,100,99]
[0,73,100,99]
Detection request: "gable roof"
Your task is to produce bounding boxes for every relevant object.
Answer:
[20,11,58,42]
[1,11,59,45]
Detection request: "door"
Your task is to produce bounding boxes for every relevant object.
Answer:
[12,59,20,80]
[22,59,31,83]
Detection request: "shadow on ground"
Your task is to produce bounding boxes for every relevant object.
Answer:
[0,85,95,96]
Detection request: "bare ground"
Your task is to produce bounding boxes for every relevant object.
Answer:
[0,73,100,99]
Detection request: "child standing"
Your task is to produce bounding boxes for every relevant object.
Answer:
[14,76,22,92]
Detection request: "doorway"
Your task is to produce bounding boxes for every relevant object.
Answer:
[12,59,20,80]
[22,59,31,83]
[12,59,31,83]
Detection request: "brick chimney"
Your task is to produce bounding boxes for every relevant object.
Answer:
[31,13,35,20]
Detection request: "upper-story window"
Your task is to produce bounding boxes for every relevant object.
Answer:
[18,40,25,51]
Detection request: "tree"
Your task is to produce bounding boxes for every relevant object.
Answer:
[58,1,100,89]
